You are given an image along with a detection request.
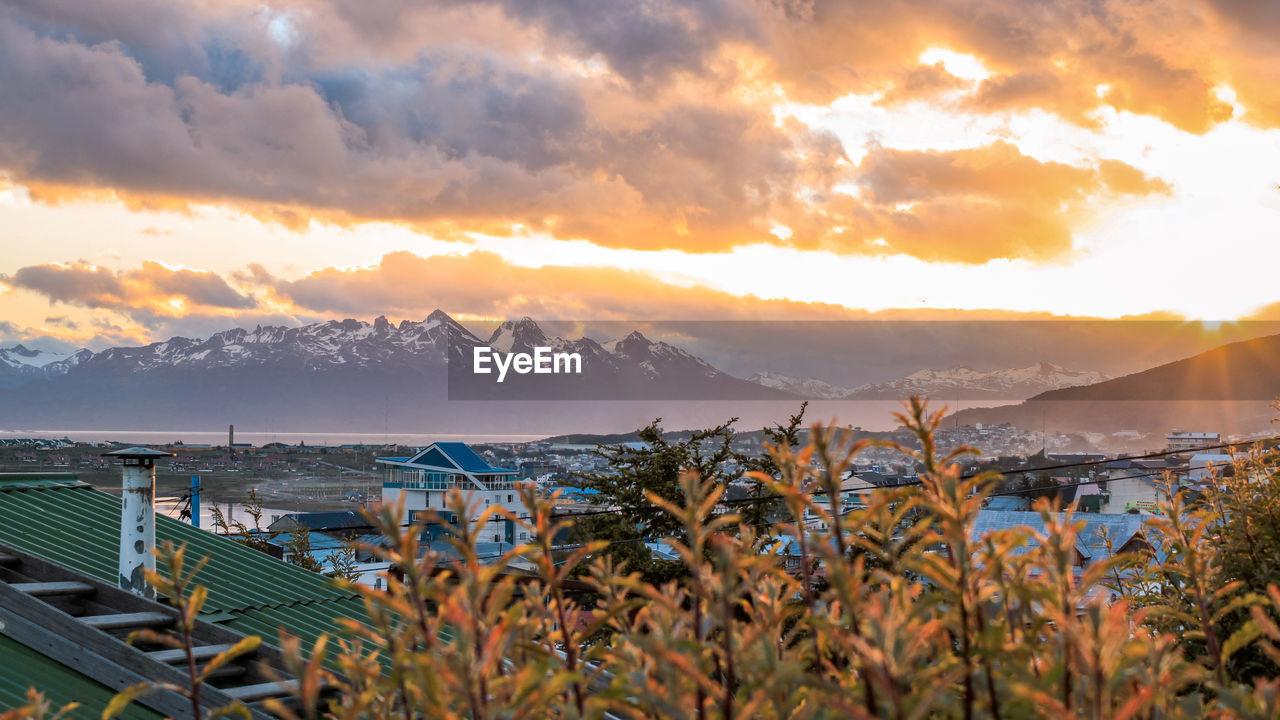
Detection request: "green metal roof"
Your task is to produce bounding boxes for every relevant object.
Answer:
[0,483,357,612]
[0,635,163,720]
[224,596,379,667]
[0,473,85,491]
[0,475,380,713]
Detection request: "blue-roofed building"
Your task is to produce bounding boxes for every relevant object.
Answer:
[971,509,1154,574]
[985,496,1031,511]
[376,442,530,545]
[267,510,370,534]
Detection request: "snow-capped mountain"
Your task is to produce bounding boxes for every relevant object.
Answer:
[459,318,784,399]
[74,310,483,375]
[0,312,794,431]
[0,344,92,388]
[844,362,1109,400]
[746,372,852,400]
[610,331,722,381]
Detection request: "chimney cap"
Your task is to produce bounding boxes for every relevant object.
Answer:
[102,446,174,459]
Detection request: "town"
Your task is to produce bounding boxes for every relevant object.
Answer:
[0,422,1261,585]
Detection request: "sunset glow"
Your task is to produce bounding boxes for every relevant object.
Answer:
[2,0,1279,350]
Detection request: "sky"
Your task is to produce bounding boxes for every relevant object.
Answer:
[2,0,1280,352]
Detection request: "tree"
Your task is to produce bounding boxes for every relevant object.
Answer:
[997,471,1065,508]
[739,402,807,529]
[575,417,741,580]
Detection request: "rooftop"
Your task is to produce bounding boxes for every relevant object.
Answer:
[267,510,370,533]
[380,441,515,474]
[0,473,370,717]
[970,509,1153,566]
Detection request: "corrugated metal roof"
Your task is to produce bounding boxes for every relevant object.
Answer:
[0,483,358,613]
[0,476,380,713]
[0,635,162,719]
[971,510,1149,564]
[985,496,1029,511]
[0,473,84,490]
[265,530,350,551]
[434,442,513,473]
[224,597,372,648]
[268,510,368,532]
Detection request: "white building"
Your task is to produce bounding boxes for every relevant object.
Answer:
[1166,431,1220,452]
[377,442,531,545]
[1189,453,1236,481]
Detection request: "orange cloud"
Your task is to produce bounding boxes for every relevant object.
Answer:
[825,141,1171,263]
[0,0,1267,267]
[1,260,257,323]
[238,250,876,321]
[755,1,1239,132]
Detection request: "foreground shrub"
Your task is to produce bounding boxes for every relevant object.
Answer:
[255,399,1280,718]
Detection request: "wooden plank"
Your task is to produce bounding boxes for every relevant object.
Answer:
[0,542,331,718]
[0,601,204,719]
[0,543,298,671]
[0,547,164,615]
[10,581,96,597]
[148,643,236,664]
[196,663,248,681]
[0,582,272,720]
[80,612,175,630]
[223,680,300,702]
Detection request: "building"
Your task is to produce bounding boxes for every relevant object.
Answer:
[263,529,393,589]
[1102,462,1185,514]
[0,472,369,717]
[970,509,1156,586]
[267,510,369,536]
[1166,431,1220,452]
[376,441,531,545]
[1188,453,1237,481]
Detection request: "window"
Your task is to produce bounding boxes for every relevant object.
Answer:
[508,494,513,502]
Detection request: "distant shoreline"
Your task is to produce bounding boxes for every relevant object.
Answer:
[0,429,544,445]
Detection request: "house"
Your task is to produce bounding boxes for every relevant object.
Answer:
[263,530,393,589]
[1188,453,1236,481]
[1166,431,1220,452]
[1046,453,1108,464]
[971,509,1156,590]
[798,472,896,530]
[1104,466,1182,514]
[0,472,371,717]
[267,510,369,536]
[376,441,532,545]
[986,496,1030,511]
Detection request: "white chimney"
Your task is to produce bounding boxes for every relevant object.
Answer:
[103,447,173,598]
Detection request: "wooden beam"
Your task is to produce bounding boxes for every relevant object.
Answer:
[80,612,175,630]
[0,541,336,720]
[148,643,237,664]
[10,581,96,597]
[0,584,259,719]
[223,680,300,702]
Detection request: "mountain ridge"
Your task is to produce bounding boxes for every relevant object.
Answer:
[0,312,795,433]
[947,332,1280,434]
[746,362,1109,401]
